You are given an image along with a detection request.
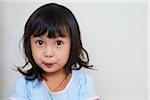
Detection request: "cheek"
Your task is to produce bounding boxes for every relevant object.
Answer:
[32,50,39,63]
[57,48,70,63]
[31,47,42,62]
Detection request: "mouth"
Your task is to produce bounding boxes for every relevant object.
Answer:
[43,62,55,68]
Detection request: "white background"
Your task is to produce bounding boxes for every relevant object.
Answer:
[0,1,148,100]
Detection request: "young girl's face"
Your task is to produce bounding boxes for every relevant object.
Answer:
[30,32,71,75]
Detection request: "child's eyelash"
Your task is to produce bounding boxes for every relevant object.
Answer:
[56,40,64,46]
[35,40,44,45]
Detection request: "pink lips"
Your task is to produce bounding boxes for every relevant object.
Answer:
[44,63,54,68]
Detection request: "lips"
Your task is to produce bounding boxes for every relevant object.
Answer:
[43,62,54,68]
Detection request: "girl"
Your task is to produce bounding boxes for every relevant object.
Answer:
[8,3,99,100]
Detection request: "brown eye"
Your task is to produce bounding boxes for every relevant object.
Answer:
[36,40,44,45]
[56,40,64,46]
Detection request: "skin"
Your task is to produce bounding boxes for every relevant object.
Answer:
[30,32,71,92]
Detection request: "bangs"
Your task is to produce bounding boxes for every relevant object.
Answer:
[30,10,70,38]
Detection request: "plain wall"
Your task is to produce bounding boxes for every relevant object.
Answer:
[0,1,148,100]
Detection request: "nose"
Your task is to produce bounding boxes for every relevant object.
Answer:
[44,46,54,58]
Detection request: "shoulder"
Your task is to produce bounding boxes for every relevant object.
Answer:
[72,70,99,100]
[73,69,90,78]
[14,76,28,90]
[8,76,39,100]
[14,76,38,88]
[73,70,93,84]
[15,76,27,85]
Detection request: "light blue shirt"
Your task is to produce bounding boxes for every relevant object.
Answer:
[8,70,99,100]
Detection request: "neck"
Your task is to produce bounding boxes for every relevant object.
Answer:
[44,68,66,81]
[43,69,71,92]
